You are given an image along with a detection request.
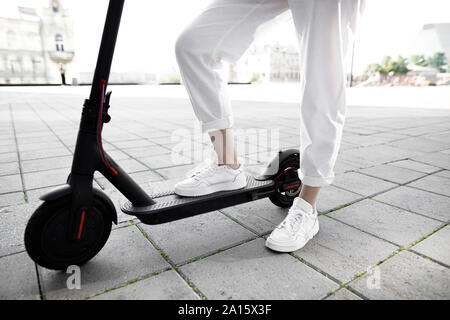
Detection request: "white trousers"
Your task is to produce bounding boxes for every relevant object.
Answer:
[175,0,365,187]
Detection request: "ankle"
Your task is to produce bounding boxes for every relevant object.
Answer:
[228,163,240,170]
[219,162,240,170]
[298,196,316,212]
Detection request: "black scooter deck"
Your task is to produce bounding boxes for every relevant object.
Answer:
[121,176,275,225]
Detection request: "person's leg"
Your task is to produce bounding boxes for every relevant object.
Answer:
[289,0,363,207]
[174,0,291,197]
[175,0,289,167]
[209,128,239,168]
[266,0,363,252]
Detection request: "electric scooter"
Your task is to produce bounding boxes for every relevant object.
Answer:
[24,0,302,270]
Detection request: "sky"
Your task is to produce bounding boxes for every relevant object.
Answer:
[4,0,450,75]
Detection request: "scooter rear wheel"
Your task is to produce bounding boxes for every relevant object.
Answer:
[269,154,302,208]
[24,195,112,270]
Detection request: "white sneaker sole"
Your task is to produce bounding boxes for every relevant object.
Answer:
[174,175,247,197]
[265,220,319,253]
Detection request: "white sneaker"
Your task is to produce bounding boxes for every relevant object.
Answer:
[265,198,319,252]
[184,157,217,178]
[175,161,247,197]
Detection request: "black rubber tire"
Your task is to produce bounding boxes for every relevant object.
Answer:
[24,194,112,270]
[269,155,301,208]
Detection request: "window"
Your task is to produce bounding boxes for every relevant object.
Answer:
[32,58,43,75]
[55,34,64,52]
[7,30,19,49]
[28,32,41,51]
[10,60,22,74]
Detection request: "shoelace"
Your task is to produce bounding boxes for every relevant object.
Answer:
[191,162,220,181]
[278,207,307,236]
[185,149,218,178]
[185,158,215,178]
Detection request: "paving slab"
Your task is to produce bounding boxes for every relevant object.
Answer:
[410,226,450,266]
[341,144,422,165]
[180,238,337,300]
[140,210,256,264]
[0,144,17,154]
[100,149,131,161]
[125,145,171,158]
[0,191,25,207]
[407,174,450,197]
[389,159,440,174]
[23,168,68,190]
[293,216,398,283]
[328,199,443,247]
[0,174,23,194]
[155,163,197,180]
[0,203,37,256]
[331,172,397,196]
[39,225,169,300]
[101,131,139,143]
[0,252,41,300]
[386,137,450,153]
[19,147,71,161]
[316,185,363,213]
[394,125,447,137]
[411,152,450,170]
[325,288,362,300]
[21,156,72,173]
[220,198,287,235]
[91,270,199,300]
[333,158,360,174]
[423,131,450,144]
[358,164,426,184]
[95,169,163,191]
[349,250,450,300]
[17,141,64,152]
[0,162,19,176]
[342,134,390,147]
[373,186,450,222]
[112,139,156,149]
[112,158,148,173]
[0,151,19,163]
[0,138,15,147]
[140,153,193,170]
[435,170,450,179]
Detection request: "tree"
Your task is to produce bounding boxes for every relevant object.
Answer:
[392,56,409,75]
[410,54,427,66]
[364,63,382,75]
[364,55,409,76]
[379,56,394,75]
[427,52,447,72]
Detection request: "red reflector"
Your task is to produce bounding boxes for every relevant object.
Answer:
[285,183,300,190]
[77,210,86,239]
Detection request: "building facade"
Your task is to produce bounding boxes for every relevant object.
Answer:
[228,44,300,83]
[269,44,300,82]
[0,0,74,84]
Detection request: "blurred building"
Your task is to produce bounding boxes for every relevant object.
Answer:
[0,0,75,84]
[269,44,300,82]
[413,23,450,60]
[229,44,300,83]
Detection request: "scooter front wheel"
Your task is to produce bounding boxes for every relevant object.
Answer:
[24,195,112,270]
[269,154,302,208]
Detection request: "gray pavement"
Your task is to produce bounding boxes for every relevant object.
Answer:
[0,87,449,300]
